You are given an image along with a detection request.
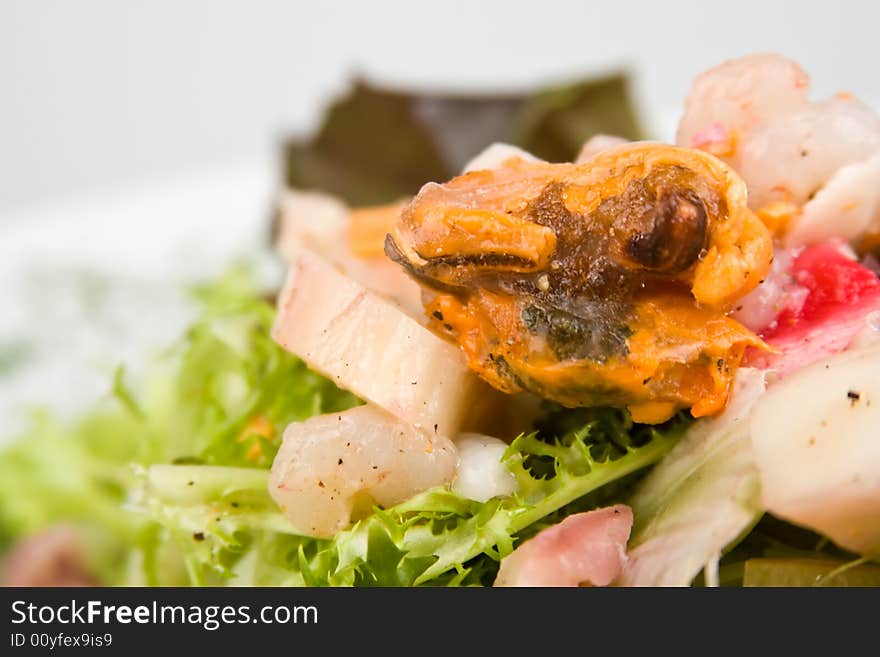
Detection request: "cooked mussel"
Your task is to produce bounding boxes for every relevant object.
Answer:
[386,142,773,422]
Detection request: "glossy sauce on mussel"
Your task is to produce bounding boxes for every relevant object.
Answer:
[386,143,773,422]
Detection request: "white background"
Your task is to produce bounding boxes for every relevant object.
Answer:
[1,0,878,214]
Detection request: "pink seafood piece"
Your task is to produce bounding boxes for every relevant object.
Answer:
[494,505,633,587]
[1,525,96,587]
[744,241,880,375]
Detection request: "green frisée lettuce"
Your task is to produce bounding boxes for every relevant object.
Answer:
[0,409,149,584]
[0,266,691,586]
[135,465,302,585]
[135,408,689,586]
[0,267,357,584]
[160,268,359,469]
[303,411,686,586]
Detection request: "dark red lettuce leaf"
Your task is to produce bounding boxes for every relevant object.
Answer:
[282,73,643,205]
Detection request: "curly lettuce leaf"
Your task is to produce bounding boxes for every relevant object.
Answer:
[0,267,357,583]
[155,267,359,468]
[135,464,304,585]
[1,265,688,587]
[136,407,689,587]
[0,408,149,583]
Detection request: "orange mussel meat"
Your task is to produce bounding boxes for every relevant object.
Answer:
[386,143,773,422]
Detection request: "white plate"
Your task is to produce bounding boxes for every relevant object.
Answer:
[0,158,283,439]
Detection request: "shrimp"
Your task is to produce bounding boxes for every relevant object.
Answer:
[676,53,810,158]
[677,54,880,246]
[737,98,880,209]
[269,405,458,538]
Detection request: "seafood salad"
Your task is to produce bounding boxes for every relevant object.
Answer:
[2,53,880,587]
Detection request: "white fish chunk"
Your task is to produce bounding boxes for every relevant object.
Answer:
[272,249,503,437]
[275,189,422,314]
[275,189,350,259]
[750,343,880,554]
[787,150,880,247]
